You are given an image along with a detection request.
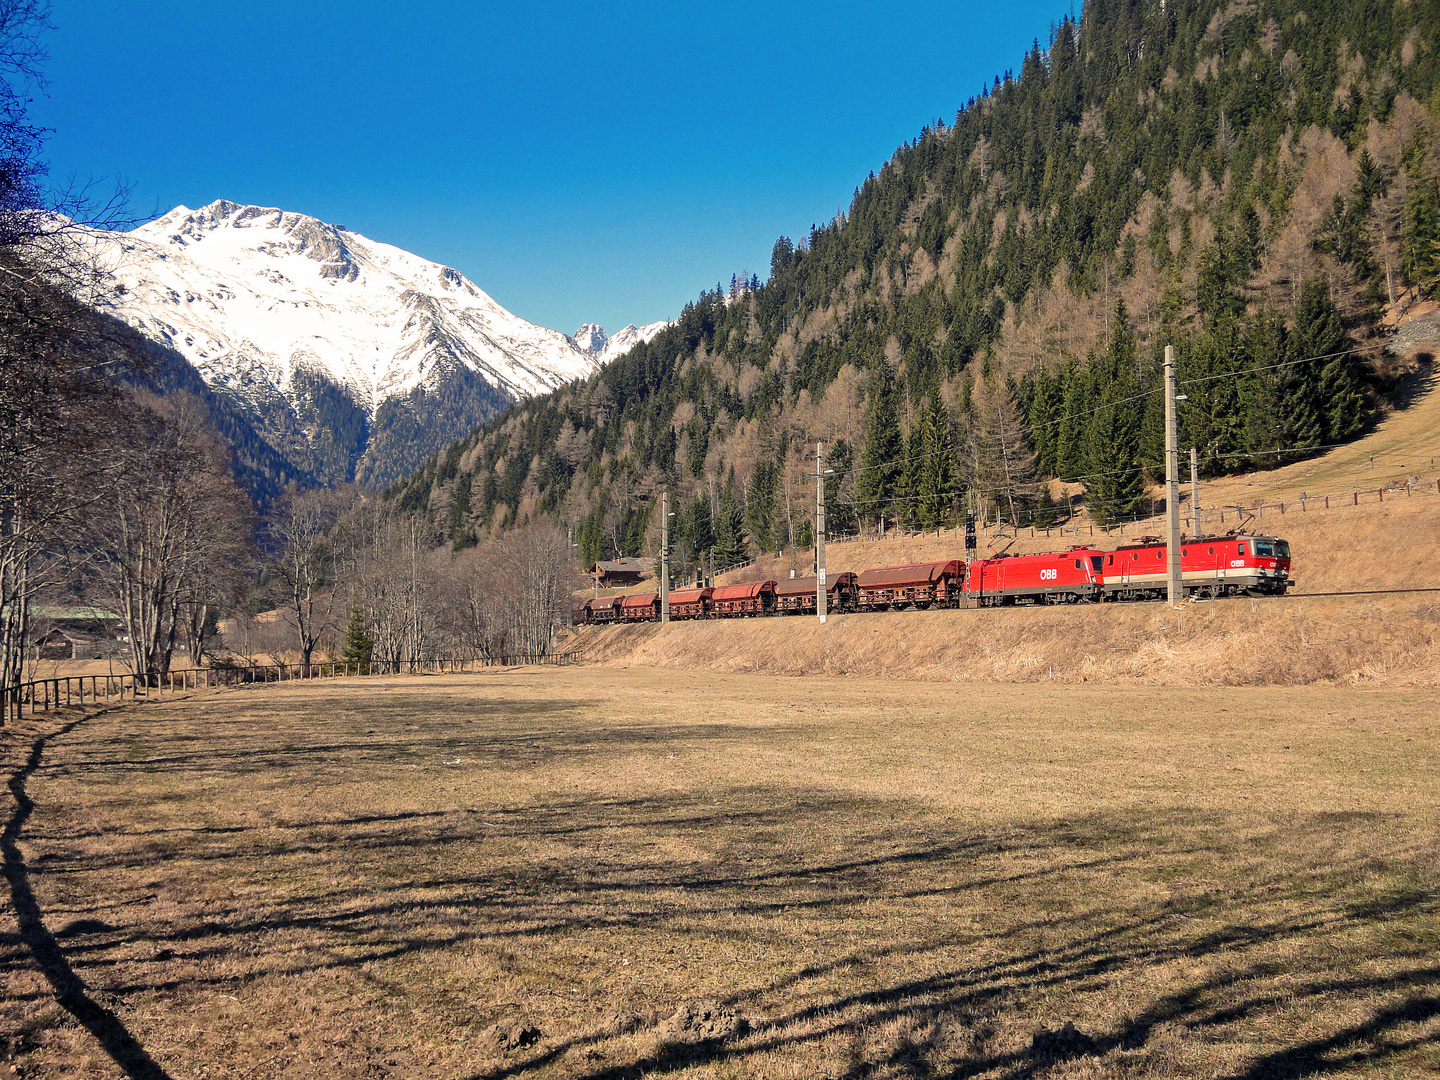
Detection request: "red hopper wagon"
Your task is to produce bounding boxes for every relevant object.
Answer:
[575,595,622,625]
[709,580,777,616]
[773,572,858,614]
[619,592,660,621]
[667,586,713,619]
[855,561,963,610]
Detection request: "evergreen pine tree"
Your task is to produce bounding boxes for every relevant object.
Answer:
[1054,359,1087,479]
[1239,311,1289,464]
[1183,325,1245,474]
[713,472,748,566]
[1293,278,1360,445]
[1025,367,1063,476]
[1083,304,1145,525]
[745,458,781,553]
[824,438,857,535]
[340,602,374,669]
[854,362,904,527]
[682,495,714,561]
[1402,149,1440,299]
[900,414,925,526]
[1136,347,1166,480]
[913,390,956,528]
[1031,484,1059,528]
[578,501,607,567]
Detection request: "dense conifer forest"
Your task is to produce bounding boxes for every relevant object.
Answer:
[386,0,1440,577]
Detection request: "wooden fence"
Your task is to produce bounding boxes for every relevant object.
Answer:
[2,651,585,725]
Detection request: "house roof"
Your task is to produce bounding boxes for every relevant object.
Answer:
[594,558,646,574]
[29,605,122,621]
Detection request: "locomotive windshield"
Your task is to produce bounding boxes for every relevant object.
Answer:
[1253,540,1290,558]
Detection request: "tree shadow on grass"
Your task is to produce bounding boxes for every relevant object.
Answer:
[3,712,174,1079]
[10,700,1440,1079]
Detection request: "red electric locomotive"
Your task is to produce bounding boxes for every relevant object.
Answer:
[1100,534,1293,599]
[966,546,1106,605]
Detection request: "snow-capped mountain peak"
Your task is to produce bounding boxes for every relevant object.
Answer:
[87,200,657,487]
[570,322,608,358]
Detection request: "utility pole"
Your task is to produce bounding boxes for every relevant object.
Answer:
[1190,447,1201,538]
[1164,346,1183,605]
[816,442,827,624]
[660,490,670,623]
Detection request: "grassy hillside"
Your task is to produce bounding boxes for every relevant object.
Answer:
[385,0,1440,578]
[566,367,1440,687]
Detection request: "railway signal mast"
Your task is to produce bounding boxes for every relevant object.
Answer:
[660,490,671,623]
[1191,447,1201,538]
[1164,346,1183,605]
[815,443,833,623]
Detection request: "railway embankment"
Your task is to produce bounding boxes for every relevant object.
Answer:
[572,496,1440,687]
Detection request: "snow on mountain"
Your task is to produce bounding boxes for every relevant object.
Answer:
[104,200,599,409]
[596,321,669,365]
[85,200,639,487]
[570,322,608,358]
[569,320,669,365]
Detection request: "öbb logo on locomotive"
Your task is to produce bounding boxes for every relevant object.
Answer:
[574,533,1293,624]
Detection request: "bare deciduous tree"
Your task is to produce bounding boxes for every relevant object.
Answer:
[270,484,349,666]
[88,392,253,679]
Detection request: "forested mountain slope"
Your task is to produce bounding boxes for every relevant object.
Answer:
[386,0,1440,577]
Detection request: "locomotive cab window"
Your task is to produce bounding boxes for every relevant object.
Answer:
[1237,543,1247,555]
[1254,540,1275,557]
[1275,541,1291,558]
[1091,557,1103,572]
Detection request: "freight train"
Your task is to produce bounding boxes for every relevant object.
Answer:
[572,533,1292,624]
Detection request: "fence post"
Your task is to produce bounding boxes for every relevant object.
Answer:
[1379,488,1384,502]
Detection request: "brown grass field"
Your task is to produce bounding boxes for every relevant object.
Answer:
[4,669,1439,1078]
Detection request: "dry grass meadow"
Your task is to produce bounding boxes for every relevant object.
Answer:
[4,669,1439,1078]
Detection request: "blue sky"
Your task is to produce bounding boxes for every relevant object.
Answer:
[33,0,1072,335]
